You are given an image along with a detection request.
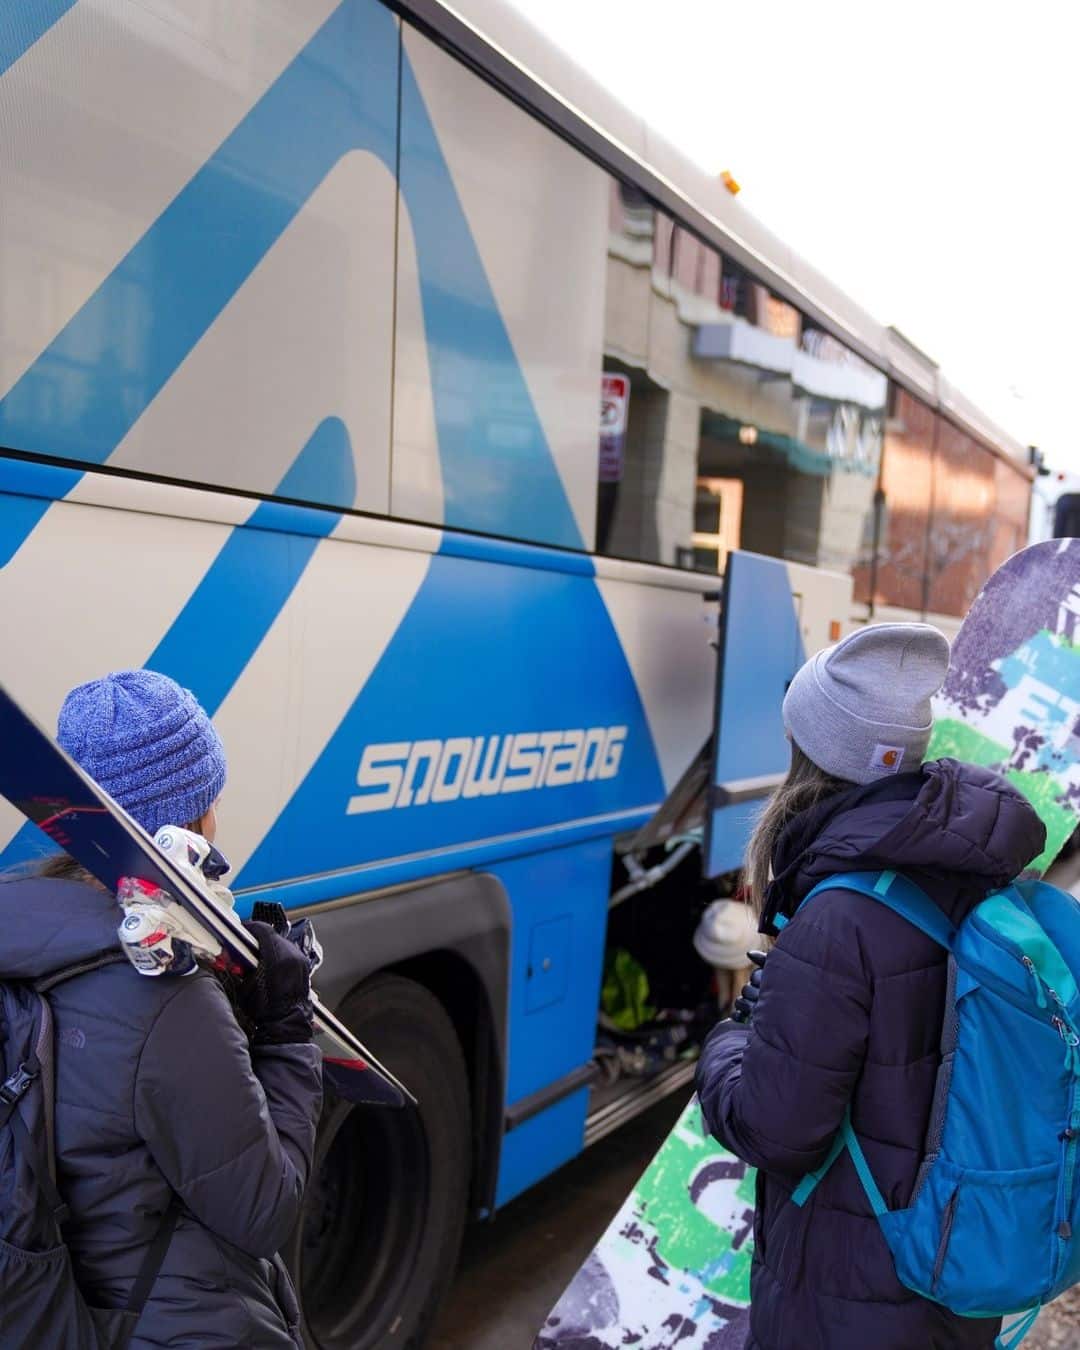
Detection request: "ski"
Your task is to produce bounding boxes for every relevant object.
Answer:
[0,681,414,1110]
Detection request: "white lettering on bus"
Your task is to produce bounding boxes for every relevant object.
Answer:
[346,726,628,814]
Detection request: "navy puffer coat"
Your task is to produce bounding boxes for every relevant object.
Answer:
[696,758,1046,1350]
[0,873,322,1348]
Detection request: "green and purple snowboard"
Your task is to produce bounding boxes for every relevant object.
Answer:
[535,1096,754,1349]
[928,538,1080,871]
[536,539,1080,1350]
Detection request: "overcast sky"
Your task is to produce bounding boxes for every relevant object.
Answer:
[506,0,1075,470]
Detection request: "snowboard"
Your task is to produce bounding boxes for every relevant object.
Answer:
[537,537,1080,1349]
[535,1095,754,1349]
[927,537,1080,872]
[0,681,413,1110]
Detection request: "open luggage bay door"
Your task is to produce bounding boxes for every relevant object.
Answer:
[707,551,855,875]
[630,550,853,878]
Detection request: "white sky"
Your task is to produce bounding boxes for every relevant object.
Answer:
[506,0,1076,469]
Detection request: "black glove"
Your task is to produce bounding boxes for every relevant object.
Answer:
[732,950,768,1024]
[239,920,315,1046]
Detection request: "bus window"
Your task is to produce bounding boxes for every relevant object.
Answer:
[1055,494,1080,539]
[692,299,885,579]
[393,26,608,551]
[597,198,888,577]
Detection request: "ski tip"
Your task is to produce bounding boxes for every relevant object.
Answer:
[322,1056,416,1109]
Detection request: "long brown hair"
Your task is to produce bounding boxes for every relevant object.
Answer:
[35,815,204,888]
[744,743,849,915]
[36,854,104,886]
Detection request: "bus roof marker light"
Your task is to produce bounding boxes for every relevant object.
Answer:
[720,170,741,196]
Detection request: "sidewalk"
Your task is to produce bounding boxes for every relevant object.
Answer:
[1028,1288,1080,1348]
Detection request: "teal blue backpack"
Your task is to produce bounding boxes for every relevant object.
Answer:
[786,869,1080,1350]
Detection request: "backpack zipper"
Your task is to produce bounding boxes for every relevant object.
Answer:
[972,924,1080,1291]
[1054,1076,1080,1286]
[1017,954,1080,1288]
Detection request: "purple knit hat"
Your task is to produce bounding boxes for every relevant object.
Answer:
[57,670,226,837]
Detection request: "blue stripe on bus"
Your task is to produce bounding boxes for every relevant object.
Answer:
[438,531,595,576]
[233,805,654,916]
[0,0,397,561]
[147,417,354,714]
[398,50,583,549]
[0,420,354,870]
[0,0,77,80]
[235,544,665,889]
[0,457,83,565]
[0,0,582,562]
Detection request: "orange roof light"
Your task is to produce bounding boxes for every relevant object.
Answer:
[720,170,741,196]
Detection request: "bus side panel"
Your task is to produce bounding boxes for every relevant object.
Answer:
[0,1,400,524]
[235,540,667,890]
[395,24,609,551]
[0,468,686,890]
[594,561,718,792]
[490,838,615,1207]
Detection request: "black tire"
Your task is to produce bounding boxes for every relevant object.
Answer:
[289,974,471,1350]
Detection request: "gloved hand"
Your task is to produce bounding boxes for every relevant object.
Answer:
[238,920,315,1046]
[732,950,768,1024]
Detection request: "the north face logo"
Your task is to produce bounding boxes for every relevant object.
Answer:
[59,1027,86,1050]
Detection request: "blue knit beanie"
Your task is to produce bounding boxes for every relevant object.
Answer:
[57,670,226,837]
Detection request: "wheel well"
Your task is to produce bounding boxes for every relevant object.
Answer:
[378,950,502,1218]
[294,871,511,1219]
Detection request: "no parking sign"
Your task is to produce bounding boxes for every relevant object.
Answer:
[599,374,630,483]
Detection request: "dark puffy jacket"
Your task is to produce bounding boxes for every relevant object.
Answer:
[0,873,323,1348]
[696,758,1046,1350]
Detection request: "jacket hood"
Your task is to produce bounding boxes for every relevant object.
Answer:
[761,757,1047,934]
[0,875,122,980]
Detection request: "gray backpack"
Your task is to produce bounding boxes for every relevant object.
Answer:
[0,957,177,1349]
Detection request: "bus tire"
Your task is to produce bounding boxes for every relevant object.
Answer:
[290,972,471,1350]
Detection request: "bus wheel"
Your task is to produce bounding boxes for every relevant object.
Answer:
[291,973,471,1349]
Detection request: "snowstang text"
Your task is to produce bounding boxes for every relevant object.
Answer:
[348,726,628,814]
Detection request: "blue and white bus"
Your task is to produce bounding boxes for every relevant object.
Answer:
[0,2,1033,1344]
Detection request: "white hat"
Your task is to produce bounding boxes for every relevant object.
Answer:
[693,899,759,970]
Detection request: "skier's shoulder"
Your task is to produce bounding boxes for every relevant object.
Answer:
[783,873,946,983]
[776,881,881,979]
[138,964,238,1039]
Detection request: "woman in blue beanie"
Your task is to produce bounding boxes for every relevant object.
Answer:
[695,624,1046,1350]
[0,669,322,1348]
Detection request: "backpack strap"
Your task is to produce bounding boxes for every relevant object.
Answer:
[24,950,179,1341]
[115,1199,181,1350]
[34,949,127,994]
[6,1092,71,1227]
[800,869,957,951]
[791,1107,889,1216]
[791,870,955,1212]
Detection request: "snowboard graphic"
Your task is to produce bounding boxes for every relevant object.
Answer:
[0,682,413,1110]
[927,538,1080,873]
[535,1096,754,1349]
[538,538,1080,1349]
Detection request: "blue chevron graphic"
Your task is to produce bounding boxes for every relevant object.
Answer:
[0,1,77,79]
[0,0,582,557]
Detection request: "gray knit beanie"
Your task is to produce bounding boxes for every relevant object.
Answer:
[782,623,950,784]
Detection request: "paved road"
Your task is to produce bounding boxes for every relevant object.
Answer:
[433,855,1080,1350]
[431,1094,686,1350]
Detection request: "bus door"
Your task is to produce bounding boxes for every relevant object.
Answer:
[707,553,853,880]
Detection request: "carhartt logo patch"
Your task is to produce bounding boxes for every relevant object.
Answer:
[870,744,904,774]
